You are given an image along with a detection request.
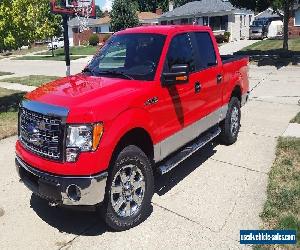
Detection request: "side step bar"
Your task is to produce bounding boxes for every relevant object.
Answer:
[158,126,221,175]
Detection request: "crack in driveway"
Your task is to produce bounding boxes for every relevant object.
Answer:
[210,158,268,175]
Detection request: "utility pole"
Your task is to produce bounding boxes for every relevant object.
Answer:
[62,14,71,76]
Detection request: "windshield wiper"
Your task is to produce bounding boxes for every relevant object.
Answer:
[98,70,134,80]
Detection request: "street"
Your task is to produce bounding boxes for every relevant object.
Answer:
[0,64,299,249]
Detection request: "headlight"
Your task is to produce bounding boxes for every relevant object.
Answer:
[66,123,104,162]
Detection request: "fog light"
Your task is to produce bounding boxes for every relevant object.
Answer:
[66,148,80,162]
[67,184,81,202]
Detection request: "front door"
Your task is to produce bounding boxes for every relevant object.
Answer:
[157,32,199,159]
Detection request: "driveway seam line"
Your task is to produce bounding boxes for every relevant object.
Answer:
[210,158,268,175]
[151,202,218,233]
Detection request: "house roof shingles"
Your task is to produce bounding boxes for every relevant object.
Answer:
[160,0,252,19]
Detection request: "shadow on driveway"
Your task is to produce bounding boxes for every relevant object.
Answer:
[30,141,218,236]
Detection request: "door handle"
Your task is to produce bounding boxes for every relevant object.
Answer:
[217,74,223,84]
[195,82,201,93]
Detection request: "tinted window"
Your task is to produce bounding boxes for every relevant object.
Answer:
[193,32,217,70]
[86,33,166,81]
[164,33,195,73]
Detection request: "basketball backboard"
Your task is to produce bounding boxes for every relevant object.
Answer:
[50,0,96,17]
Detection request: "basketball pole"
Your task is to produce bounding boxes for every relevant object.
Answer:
[62,14,71,76]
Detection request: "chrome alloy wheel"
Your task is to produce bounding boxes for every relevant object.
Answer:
[110,164,145,218]
[230,106,240,136]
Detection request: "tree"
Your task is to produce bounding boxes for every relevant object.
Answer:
[230,0,296,51]
[110,0,139,32]
[95,5,104,18]
[0,0,61,52]
[271,0,296,51]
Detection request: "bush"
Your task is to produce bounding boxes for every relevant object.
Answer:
[103,34,112,43]
[224,32,231,42]
[215,32,231,44]
[215,34,226,44]
[89,34,99,46]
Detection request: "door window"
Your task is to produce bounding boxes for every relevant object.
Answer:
[192,32,217,70]
[164,33,195,73]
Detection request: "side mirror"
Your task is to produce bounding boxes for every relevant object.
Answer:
[162,64,189,86]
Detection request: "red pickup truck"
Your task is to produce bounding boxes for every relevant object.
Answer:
[16,25,249,231]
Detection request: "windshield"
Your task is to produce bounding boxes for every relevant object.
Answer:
[85,33,166,81]
[251,21,263,27]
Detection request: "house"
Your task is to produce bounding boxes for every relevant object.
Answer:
[159,0,254,41]
[255,8,282,21]
[68,16,112,46]
[68,11,162,46]
[289,1,300,37]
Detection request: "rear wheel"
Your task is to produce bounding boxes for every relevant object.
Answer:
[219,97,241,145]
[102,145,154,231]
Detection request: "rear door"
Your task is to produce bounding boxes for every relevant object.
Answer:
[189,31,224,121]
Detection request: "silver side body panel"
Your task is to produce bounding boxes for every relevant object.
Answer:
[154,104,228,163]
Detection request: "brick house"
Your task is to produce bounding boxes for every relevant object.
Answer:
[289,1,300,37]
[68,11,162,46]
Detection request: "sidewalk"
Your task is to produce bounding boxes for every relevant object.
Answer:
[283,123,300,138]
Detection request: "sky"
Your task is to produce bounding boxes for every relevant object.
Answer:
[95,0,113,11]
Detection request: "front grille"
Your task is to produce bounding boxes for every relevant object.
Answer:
[19,108,64,161]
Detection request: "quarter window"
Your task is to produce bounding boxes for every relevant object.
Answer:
[164,33,195,73]
[193,32,217,70]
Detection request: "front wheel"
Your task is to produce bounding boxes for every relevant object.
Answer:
[102,145,154,231]
[219,97,241,145]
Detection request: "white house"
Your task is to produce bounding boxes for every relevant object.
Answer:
[159,0,254,41]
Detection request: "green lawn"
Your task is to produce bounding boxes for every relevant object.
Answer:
[0,88,24,140]
[0,45,47,57]
[0,72,13,76]
[13,55,86,61]
[1,75,60,87]
[241,38,300,54]
[291,112,300,124]
[38,46,99,56]
[256,136,300,250]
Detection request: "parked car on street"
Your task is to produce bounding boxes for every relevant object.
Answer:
[47,37,64,50]
[16,25,249,231]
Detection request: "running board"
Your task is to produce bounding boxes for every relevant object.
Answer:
[158,126,221,175]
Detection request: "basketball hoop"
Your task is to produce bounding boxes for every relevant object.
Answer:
[67,0,95,32]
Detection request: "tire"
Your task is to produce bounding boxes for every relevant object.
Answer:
[219,97,241,145]
[102,145,154,231]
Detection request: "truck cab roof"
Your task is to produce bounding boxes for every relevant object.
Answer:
[117,25,212,36]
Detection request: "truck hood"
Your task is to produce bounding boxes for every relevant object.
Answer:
[25,74,143,121]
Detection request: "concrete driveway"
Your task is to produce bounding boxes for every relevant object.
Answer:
[0,65,299,249]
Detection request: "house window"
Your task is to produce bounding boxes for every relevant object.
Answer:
[295,9,300,26]
[181,18,189,24]
[249,15,252,25]
[209,16,228,31]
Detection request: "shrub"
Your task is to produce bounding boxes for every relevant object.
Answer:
[89,34,99,46]
[224,32,231,42]
[103,34,112,43]
[215,34,226,44]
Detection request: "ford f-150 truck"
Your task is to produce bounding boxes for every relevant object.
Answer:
[16,25,249,231]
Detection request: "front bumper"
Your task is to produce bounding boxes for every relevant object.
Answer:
[16,156,108,206]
